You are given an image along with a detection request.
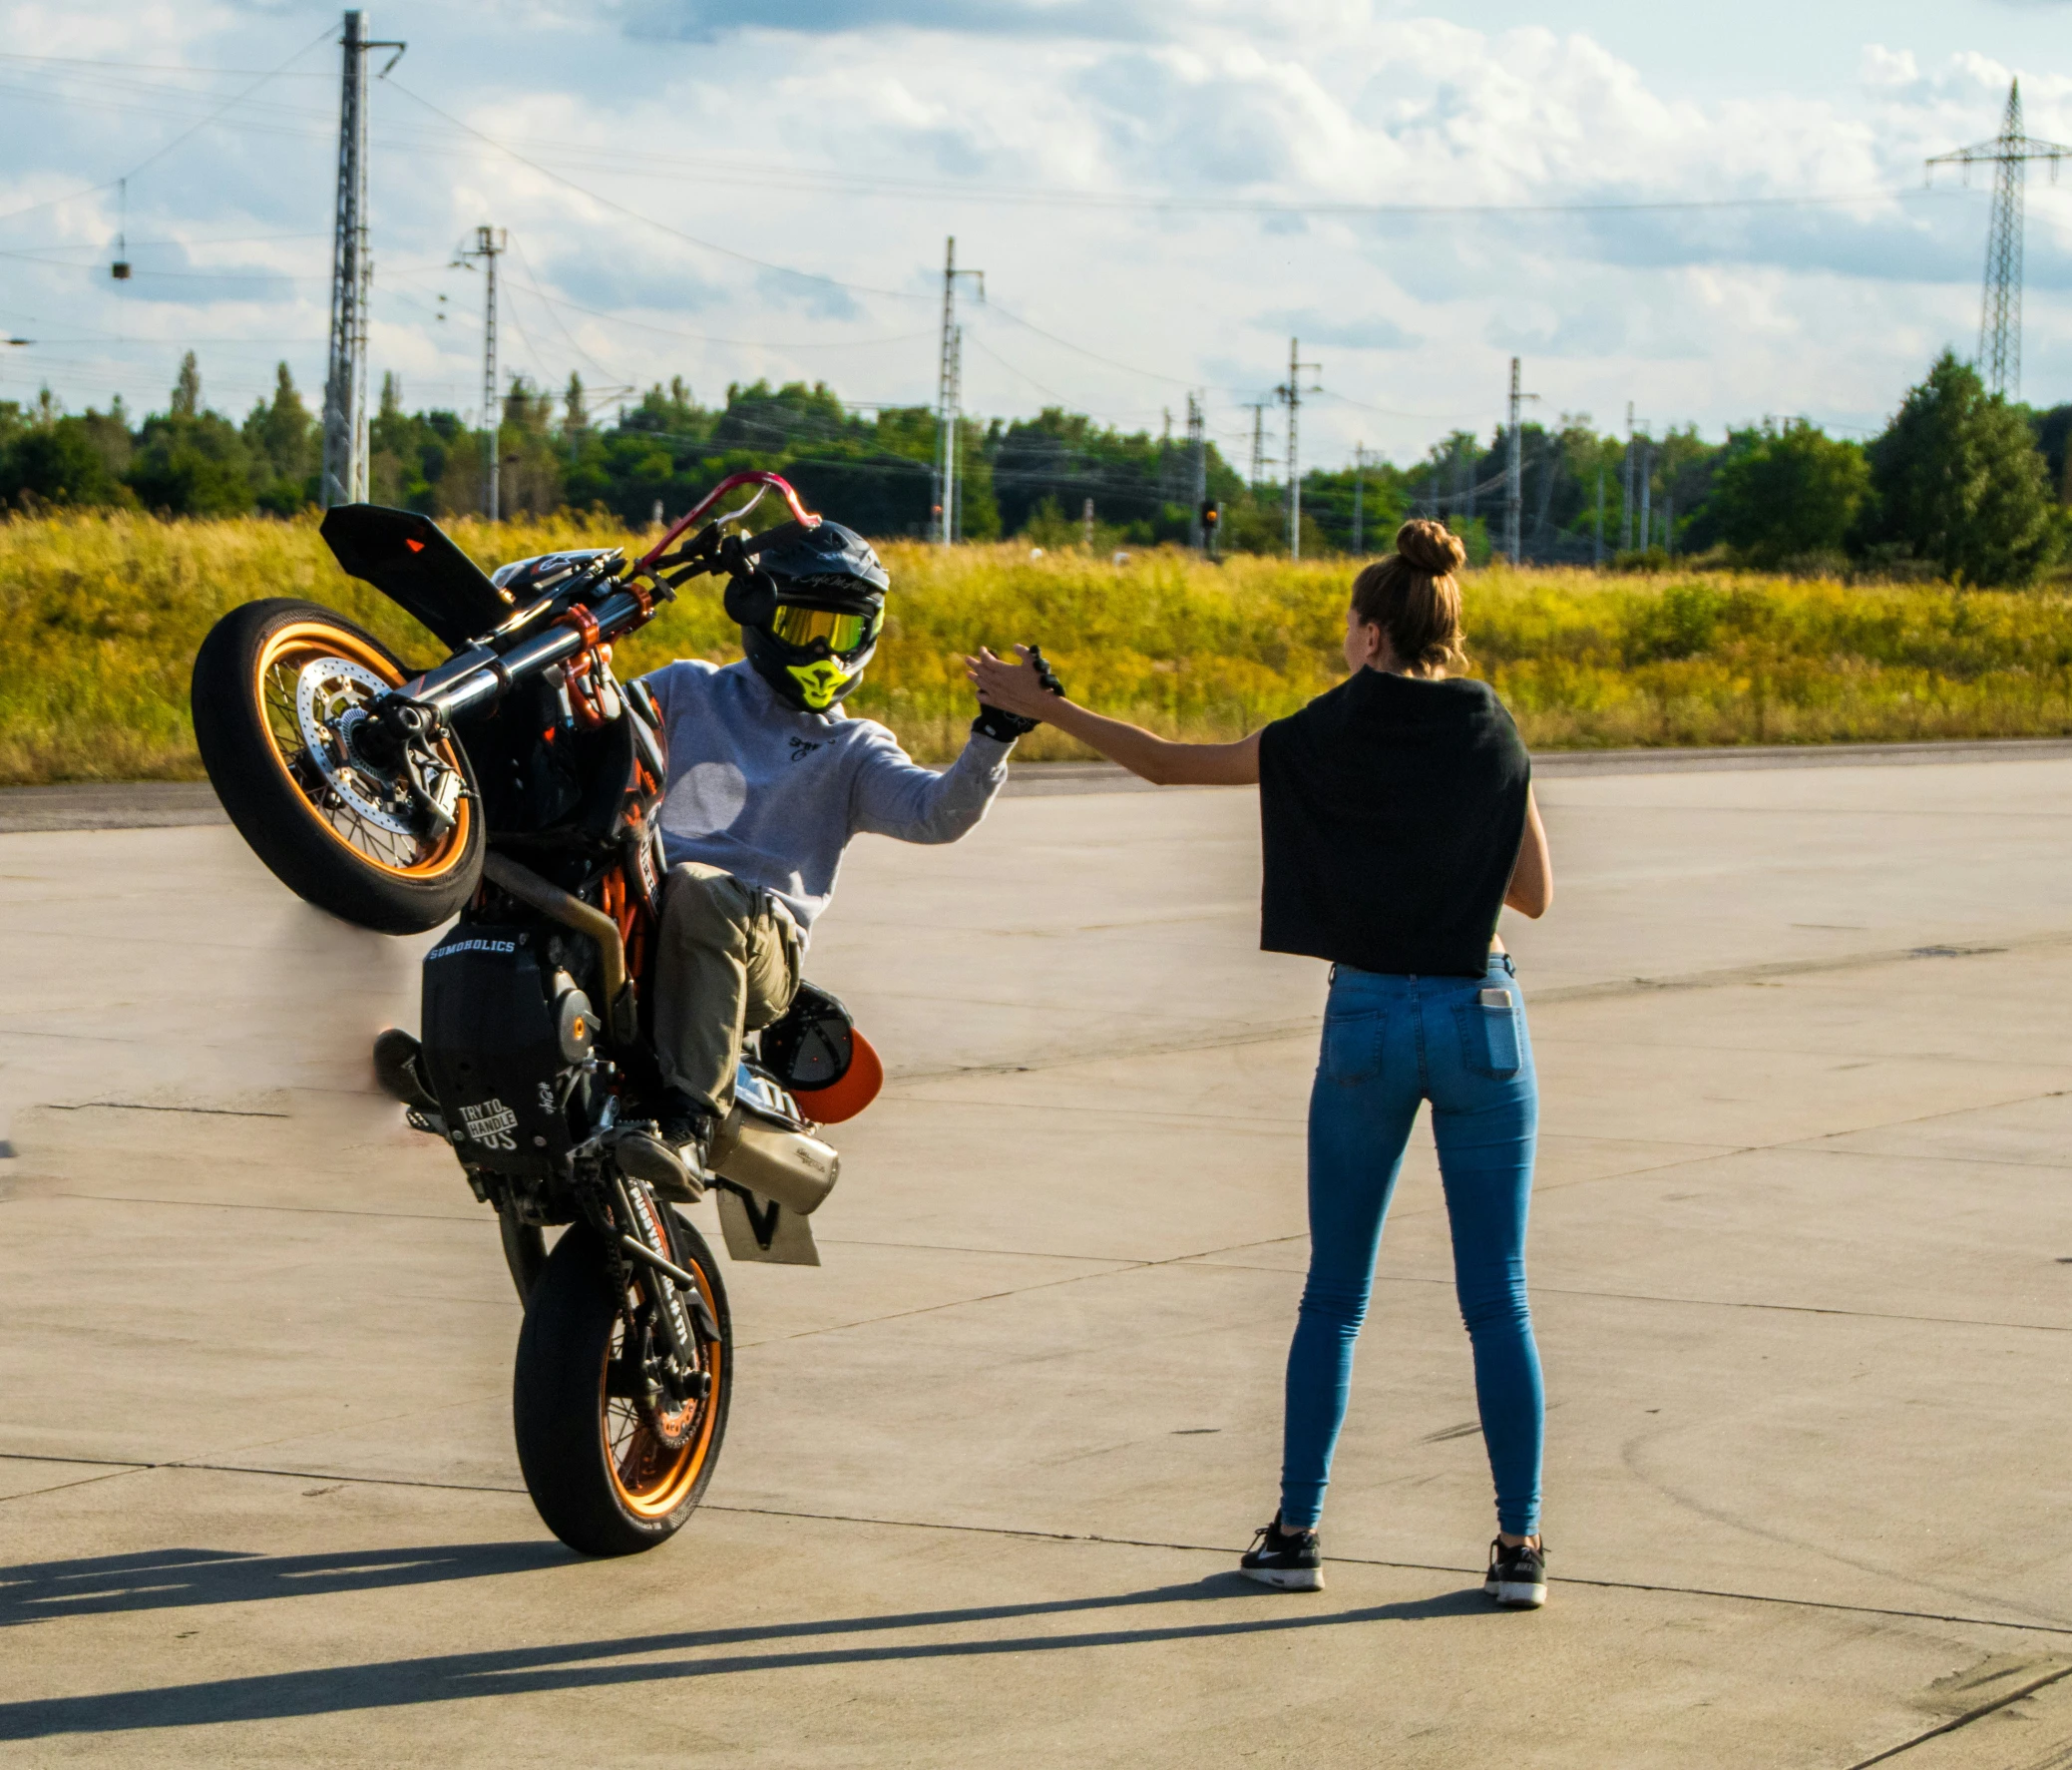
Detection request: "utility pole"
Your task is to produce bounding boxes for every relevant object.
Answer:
[460,225,506,521]
[1276,336,1322,559]
[1081,497,1094,552]
[1186,391,1207,551]
[1928,79,2072,398]
[1244,401,1270,488]
[1594,461,1605,566]
[1638,439,1653,554]
[1352,443,1366,554]
[1502,358,1544,564]
[320,13,402,507]
[947,322,965,542]
[1620,401,1635,552]
[935,236,984,546]
[1506,359,1523,562]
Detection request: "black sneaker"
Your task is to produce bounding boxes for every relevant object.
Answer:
[1484,1538,1547,1609]
[1239,1515,1324,1591]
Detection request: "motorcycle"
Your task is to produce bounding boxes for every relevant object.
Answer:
[190,471,882,1555]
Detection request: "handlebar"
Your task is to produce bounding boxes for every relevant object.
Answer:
[388,469,823,737]
[634,470,819,575]
[408,586,650,724]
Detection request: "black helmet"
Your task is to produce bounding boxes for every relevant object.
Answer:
[726,519,889,711]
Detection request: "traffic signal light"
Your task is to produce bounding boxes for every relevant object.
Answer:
[1200,500,1220,531]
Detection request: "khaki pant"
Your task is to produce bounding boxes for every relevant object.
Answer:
[652,862,801,1117]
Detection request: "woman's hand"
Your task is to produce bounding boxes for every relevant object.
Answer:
[964,645,1057,721]
[964,643,1261,786]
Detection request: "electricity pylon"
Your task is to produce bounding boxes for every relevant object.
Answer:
[1503,357,1538,564]
[1276,337,1322,560]
[459,226,506,521]
[935,236,983,546]
[1186,392,1207,550]
[320,10,402,507]
[1928,79,2072,398]
[1243,401,1271,487]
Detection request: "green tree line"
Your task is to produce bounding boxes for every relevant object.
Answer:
[3,347,2066,587]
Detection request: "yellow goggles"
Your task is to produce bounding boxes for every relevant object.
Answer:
[770,604,876,654]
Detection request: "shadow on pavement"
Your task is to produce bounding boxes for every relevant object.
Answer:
[0,1574,1497,1737]
[0,1543,569,1626]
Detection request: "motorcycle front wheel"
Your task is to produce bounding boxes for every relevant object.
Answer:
[191,598,482,934]
[512,1214,733,1556]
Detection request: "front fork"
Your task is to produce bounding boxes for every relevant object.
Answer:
[608,1171,718,1379]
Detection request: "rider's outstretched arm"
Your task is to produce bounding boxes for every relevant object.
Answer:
[848,723,1013,844]
[965,646,1260,786]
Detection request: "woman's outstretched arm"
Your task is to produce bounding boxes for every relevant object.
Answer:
[1504,788,1553,918]
[965,646,1260,786]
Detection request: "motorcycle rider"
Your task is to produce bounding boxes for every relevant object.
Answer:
[621,518,1040,1186]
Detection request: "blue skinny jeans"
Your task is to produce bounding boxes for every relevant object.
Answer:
[1279,953,1544,1537]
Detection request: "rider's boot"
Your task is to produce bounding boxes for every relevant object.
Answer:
[616,1089,713,1201]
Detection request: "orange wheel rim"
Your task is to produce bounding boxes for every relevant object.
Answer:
[250,620,472,879]
[602,1258,722,1519]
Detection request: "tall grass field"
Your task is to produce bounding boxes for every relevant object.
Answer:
[8,510,2072,784]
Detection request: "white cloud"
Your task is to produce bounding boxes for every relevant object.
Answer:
[0,2,2062,465]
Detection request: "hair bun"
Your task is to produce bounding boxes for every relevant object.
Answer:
[1396,519,1466,577]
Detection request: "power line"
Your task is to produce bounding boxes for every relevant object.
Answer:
[0,51,336,77]
[0,50,1992,223]
[1313,386,1485,423]
[0,23,337,231]
[380,76,930,309]
[504,233,622,387]
[470,278,933,353]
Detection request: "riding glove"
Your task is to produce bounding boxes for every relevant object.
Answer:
[972,646,1064,742]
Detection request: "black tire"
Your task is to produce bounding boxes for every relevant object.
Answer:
[191,598,482,934]
[512,1213,733,1556]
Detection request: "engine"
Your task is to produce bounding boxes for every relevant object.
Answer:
[418,921,596,1180]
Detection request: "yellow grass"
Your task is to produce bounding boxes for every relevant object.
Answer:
[7,512,2072,785]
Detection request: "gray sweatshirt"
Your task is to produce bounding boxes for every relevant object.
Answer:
[639,658,1011,937]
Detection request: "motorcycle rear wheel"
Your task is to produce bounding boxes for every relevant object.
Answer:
[191,598,482,934]
[513,1215,733,1556]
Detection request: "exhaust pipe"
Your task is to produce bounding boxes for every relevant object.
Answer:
[710,1107,840,1216]
[481,852,636,1041]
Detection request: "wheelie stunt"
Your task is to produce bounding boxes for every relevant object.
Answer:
[189,472,1053,1556]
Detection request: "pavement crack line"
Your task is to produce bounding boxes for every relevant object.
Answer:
[1844,1662,2072,1768]
[7,1457,2070,1647]
[700,1504,2072,1641]
[42,1102,290,1119]
[737,1215,1396,1348]
[815,1235,1131,1264]
[0,1452,524,1500]
[888,1019,1323,1085]
[32,1191,486,1226]
[0,1463,153,1505]
[881,928,2072,1090]
[1360,1271,2072,1337]
[1528,927,2072,1009]
[1181,1263,2072,1337]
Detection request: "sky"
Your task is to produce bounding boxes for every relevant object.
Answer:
[4,1,2072,476]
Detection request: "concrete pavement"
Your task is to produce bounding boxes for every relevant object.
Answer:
[4,751,2072,1764]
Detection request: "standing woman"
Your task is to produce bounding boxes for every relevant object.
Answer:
[967,520,1553,1608]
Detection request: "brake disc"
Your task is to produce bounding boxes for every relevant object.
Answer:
[294,656,418,836]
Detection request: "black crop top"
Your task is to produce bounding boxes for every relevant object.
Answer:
[1256,669,1530,978]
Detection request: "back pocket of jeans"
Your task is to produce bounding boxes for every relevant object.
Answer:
[1454,999,1521,1079]
[1320,1009,1385,1083]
